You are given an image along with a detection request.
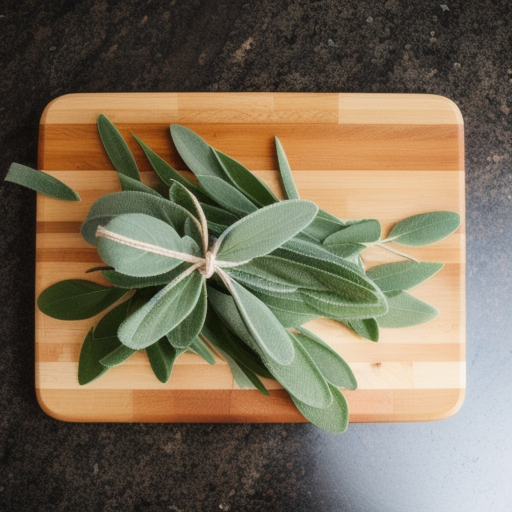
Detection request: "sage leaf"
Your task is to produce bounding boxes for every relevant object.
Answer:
[275,136,300,199]
[202,307,272,379]
[220,349,269,395]
[291,383,349,434]
[146,338,181,383]
[5,163,80,201]
[166,281,207,348]
[324,219,381,244]
[216,200,318,263]
[93,299,132,338]
[200,202,239,228]
[133,134,212,202]
[102,262,191,289]
[81,191,194,246]
[189,337,215,364]
[377,290,439,328]
[96,213,185,277]
[302,288,388,320]
[78,329,119,384]
[387,211,461,246]
[170,124,226,178]
[275,239,388,312]
[231,255,325,292]
[263,332,333,408]
[37,280,127,320]
[197,175,258,216]
[97,114,140,181]
[323,242,365,259]
[303,210,345,242]
[295,329,357,389]
[117,174,161,196]
[366,261,444,292]
[246,287,321,327]
[118,272,204,349]
[342,318,379,342]
[99,344,136,368]
[226,279,295,365]
[214,150,278,207]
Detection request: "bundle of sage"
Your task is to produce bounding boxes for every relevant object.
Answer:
[5,115,460,433]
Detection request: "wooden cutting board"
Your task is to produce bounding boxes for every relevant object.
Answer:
[35,93,465,423]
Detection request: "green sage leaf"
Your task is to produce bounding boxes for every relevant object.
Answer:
[377,290,439,328]
[387,211,461,246]
[189,337,215,364]
[118,272,204,349]
[133,134,212,201]
[117,174,161,196]
[170,124,225,178]
[202,308,272,379]
[81,191,195,246]
[78,329,119,385]
[37,280,127,320]
[225,279,295,365]
[93,298,132,338]
[5,163,80,201]
[97,114,140,181]
[97,213,185,277]
[214,149,278,207]
[102,262,191,289]
[219,349,269,395]
[166,281,207,348]
[275,136,300,199]
[342,318,379,342]
[263,332,333,408]
[216,200,318,263]
[291,383,349,433]
[197,175,258,216]
[99,344,136,368]
[303,210,345,242]
[146,338,181,383]
[295,329,357,389]
[324,219,381,244]
[366,261,444,292]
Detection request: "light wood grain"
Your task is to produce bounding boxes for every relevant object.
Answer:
[35,93,465,424]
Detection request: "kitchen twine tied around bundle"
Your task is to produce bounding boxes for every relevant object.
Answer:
[94,184,248,287]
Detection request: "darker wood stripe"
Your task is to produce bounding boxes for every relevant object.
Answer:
[39,123,463,172]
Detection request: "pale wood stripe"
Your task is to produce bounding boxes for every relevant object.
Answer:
[339,94,463,125]
[37,341,463,364]
[36,361,465,390]
[39,123,462,171]
[35,170,465,226]
[40,93,463,126]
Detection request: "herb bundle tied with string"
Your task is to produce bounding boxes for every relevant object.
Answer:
[5,115,461,433]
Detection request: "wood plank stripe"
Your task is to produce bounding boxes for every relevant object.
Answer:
[35,388,464,423]
[40,93,462,126]
[39,123,463,172]
[36,342,464,364]
[36,361,465,390]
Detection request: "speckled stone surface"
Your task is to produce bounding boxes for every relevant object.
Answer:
[1,1,511,511]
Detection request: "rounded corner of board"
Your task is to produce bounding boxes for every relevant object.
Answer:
[36,387,75,423]
[427,94,464,125]
[431,387,466,422]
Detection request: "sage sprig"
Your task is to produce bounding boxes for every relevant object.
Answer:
[6,114,461,433]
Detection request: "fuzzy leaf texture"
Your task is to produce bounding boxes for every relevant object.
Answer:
[5,163,80,201]
[96,213,185,277]
[216,200,318,263]
[97,114,140,181]
[387,211,461,246]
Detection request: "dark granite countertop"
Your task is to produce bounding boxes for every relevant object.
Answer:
[1,2,511,511]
